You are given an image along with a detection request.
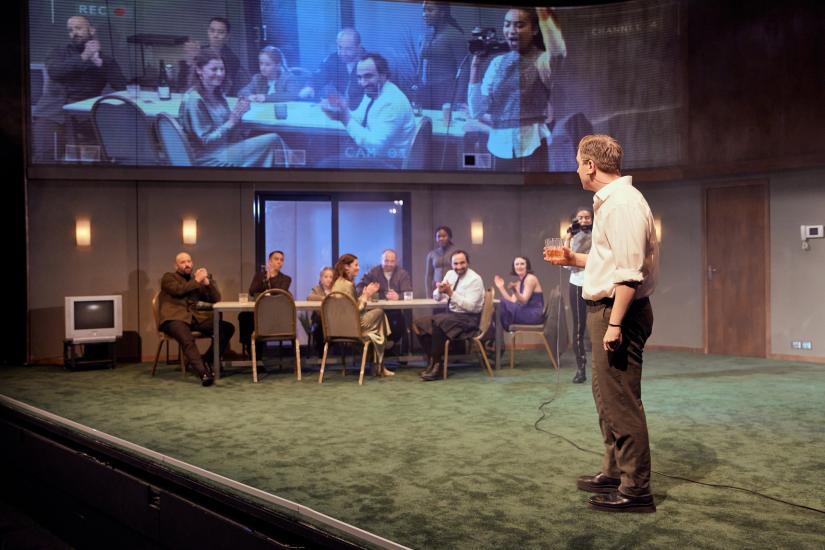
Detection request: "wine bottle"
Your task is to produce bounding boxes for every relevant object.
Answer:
[157,60,171,100]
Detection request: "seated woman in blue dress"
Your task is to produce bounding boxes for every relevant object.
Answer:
[238,46,307,103]
[178,48,288,167]
[494,256,544,331]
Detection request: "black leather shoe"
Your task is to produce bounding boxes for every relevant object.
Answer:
[421,362,443,381]
[576,473,620,493]
[419,359,435,378]
[572,374,587,384]
[201,371,214,387]
[588,491,656,513]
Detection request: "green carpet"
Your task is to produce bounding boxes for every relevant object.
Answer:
[2,351,824,549]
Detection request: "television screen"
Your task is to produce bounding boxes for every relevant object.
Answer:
[74,300,116,331]
[27,0,684,173]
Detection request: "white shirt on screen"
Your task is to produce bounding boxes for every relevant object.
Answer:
[344,81,416,159]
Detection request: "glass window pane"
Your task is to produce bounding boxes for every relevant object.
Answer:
[264,200,332,301]
[338,200,404,275]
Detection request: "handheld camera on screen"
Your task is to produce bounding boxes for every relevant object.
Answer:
[468,27,508,56]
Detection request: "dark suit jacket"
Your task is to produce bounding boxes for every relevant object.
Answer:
[356,266,413,299]
[310,52,363,110]
[248,271,291,298]
[158,271,221,326]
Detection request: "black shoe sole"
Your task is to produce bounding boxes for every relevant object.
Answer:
[587,501,656,513]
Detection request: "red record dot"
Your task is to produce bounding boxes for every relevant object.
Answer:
[114,7,126,16]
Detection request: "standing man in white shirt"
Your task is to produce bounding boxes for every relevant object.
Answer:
[547,134,659,513]
[414,250,484,381]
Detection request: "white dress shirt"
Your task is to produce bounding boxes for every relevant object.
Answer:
[467,55,551,160]
[345,81,416,159]
[583,176,659,301]
[433,268,484,314]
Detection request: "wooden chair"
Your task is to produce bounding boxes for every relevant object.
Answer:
[318,292,373,386]
[442,288,495,379]
[150,292,211,376]
[251,289,301,383]
[507,298,560,371]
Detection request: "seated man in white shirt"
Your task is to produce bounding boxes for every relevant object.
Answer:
[413,250,484,381]
[320,52,416,168]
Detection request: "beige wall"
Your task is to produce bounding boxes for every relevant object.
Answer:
[26,169,825,362]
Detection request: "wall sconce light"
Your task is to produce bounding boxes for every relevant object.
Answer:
[471,220,484,245]
[75,218,91,247]
[560,219,570,238]
[182,218,197,245]
[654,216,662,243]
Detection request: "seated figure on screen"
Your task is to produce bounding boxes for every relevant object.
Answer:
[158,252,235,387]
[356,249,413,349]
[414,1,467,109]
[299,28,365,110]
[319,53,416,169]
[238,46,307,103]
[178,48,289,167]
[31,15,126,162]
[307,266,335,356]
[176,17,250,96]
[238,250,292,356]
[467,7,565,172]
[413,250,484,381]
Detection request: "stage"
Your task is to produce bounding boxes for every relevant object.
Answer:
[2,351,824,548]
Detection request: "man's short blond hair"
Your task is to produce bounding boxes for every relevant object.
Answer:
[578,134,623,174]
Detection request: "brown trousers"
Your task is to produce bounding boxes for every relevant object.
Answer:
[586,297,654,496]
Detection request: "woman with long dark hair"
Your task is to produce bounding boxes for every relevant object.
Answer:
[332,254,393,376]
[494,255,544,331]
[565,207,593,383]
[178,48,288,167]
[467,7,565,172]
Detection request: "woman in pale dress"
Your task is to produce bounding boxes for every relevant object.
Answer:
[332,254,394,376]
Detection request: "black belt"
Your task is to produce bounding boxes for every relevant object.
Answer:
[585,296,649,307]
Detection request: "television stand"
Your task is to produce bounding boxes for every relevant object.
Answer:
[63,339,117,371]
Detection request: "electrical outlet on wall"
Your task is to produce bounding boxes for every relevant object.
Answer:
[801,341,813,350]
[791,341,802,349]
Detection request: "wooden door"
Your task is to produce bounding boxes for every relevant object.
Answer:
[705,183,769,357]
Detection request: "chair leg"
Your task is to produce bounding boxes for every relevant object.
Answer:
[294,338,302,381]
[443,339,450,380]
[151,338,164,376]
[510,332,516,369]
[251,336,258,383]
[475,339,495,377]
[541,334,560,370]
[319,342,329,383]
[358,342,370,386]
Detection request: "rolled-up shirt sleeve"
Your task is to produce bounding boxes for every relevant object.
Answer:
[602,203,648,285]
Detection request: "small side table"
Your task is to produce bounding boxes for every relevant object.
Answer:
[63,339,117,371]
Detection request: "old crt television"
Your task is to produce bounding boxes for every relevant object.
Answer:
[64,295,123,343]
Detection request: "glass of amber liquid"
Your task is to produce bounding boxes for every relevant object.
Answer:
[544,238,564,261]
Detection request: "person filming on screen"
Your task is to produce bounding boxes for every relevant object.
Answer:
[467,7,565,172]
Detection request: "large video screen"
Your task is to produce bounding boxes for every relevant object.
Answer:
[27,0,684,173]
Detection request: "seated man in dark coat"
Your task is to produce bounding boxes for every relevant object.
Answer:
[356,249,413,349]
[158,252,235,386]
